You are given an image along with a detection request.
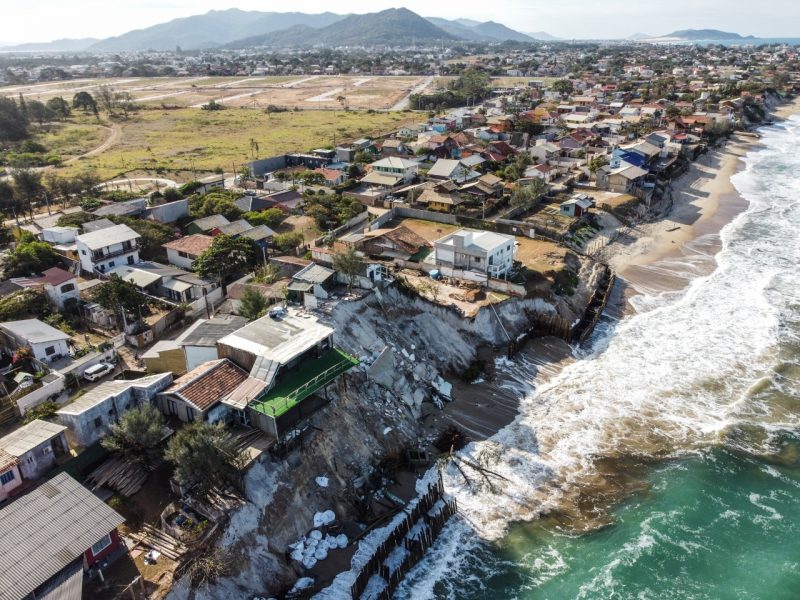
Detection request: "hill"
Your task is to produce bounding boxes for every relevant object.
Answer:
[427,17,538,43]
[426,18,492,42]
[526,31,561,41]
[656,29,754,41]
[0,38,100,52]
[89,9,344,52]
[228,8,457,48]
[471,21,534,43]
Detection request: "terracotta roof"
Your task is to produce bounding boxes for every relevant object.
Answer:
[40,267,75,287]
[166,359,248,411]
[163,234,214,257]
[0,448,18,472]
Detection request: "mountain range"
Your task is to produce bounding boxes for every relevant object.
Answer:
[0,8,559,52]
[648,29,754,41]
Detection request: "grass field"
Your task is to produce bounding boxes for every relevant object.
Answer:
[35,122,108,161]
[56,108,417,179]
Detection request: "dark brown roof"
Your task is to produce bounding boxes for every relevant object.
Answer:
[40,267,74,287]
[163,234,214,257]
[166,359,248,411]
[0,448,18,472]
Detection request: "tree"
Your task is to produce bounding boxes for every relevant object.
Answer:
[201,100,224,111]
[0,180,23,222]
[0,96,29,141]
[244,208,286,229]
[92,274,147,326]
[588,156,608,178]
[332,246,362,293]
[193,234,258,285]
[11,168,44,219]
[510,178,548,209]
[189,190,243,221]
[46,96,71,120]
[272,232,304,253]
[72,91,96,113]
[238,286,269,320]
[164,421,244,495]
[101,403,166,464]
[26,100,55,126]
[0,288,49,321]
[2,231,59,277]
[552,79,574,95]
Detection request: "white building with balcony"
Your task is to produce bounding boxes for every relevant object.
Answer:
[434,229,517,279]
[75,224,140,275]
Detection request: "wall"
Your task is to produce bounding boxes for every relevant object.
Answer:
[393,259,526,296]
[166,248,195,270]
[16,372,66,414]
[16,435,65,480]
[0,463,21,502]
[58,394,117,447]
[84,528,122,568]
[144,347,186,376]
[248,155,289,178]
[184,345,220,372]
[30,339,70,364]
[146,199,188,224]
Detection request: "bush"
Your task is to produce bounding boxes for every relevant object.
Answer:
[273,232,304,253]
[23,401,60,424]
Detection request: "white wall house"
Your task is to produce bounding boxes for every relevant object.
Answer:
[162,234,214,271]
[40,267,80,309]
[75,224,140,275]
[0,451,22,502]
[434,229,517,279]
[0,419,68,481]
[0,319,70,364]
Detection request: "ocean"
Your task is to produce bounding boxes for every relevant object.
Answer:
[394,116,800,599]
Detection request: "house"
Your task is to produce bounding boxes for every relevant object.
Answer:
[141,340,188,376]
[186,214,230,235]
[0,449,22,502]
[560,194,593,217]
[175,315,247,372]
[0,472,125,600]
[157,359,249,424]
[0,419,68,480]
[598,164,649,194]
[163,234,214,270]
[380,139,408,157]
[314,167,347,187]
[287,263,336,307]
[524,163,557,183]
[264,189,303,211]
[235,195,272,213]
[82,218,115,233]
[41,226,78,245]
[363,157,419,186]
[0,319,70,364]
[75,224,140,275]
[40,267,79,309]
[434,229,517,279]
[217,309,357,436]
[55,373,173,447]
[92,197,147,219]
[416,182,465,213]
[337,226,429,260]
[426,159,480,184]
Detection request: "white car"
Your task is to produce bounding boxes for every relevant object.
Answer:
[83,362,114,382]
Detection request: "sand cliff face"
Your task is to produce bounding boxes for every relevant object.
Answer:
[168,258,604,599]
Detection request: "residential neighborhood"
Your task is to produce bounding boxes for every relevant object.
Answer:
[0,6,798,600]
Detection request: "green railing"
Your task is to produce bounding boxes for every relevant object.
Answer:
[251,349,359,419]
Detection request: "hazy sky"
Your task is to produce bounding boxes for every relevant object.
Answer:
[1,0,797,44]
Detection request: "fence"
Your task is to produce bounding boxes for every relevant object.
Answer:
[349,470,457,600]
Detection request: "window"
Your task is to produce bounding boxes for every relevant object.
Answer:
[45,346,56,356]
[81,250,87,255]
[0,470,15,485]
[108,261,115,268]
[127,255,135,265]
[178,251,189,258]
[90,534,112,556]
[60,284,75,293]
[94,417,103,428]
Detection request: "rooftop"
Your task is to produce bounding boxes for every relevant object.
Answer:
[250,349,358,419]
[189,214,230,231]
[0,319,71,344]
[177,315,248,347]
[0,419,67,457]
[40,267,75,287]
[55,373,173,416]
[436,229,515,254]
[218,309,334,367]
[163,234,214,257]
[0,472,124,600]
[164,359,249,411]
[75,224,140,251]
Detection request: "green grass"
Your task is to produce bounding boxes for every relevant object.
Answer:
[56,108,417,179]
[251,349,359,419]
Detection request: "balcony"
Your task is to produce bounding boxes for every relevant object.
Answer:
[92,243,139,262]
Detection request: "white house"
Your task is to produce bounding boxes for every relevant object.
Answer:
[162,234,214,270]
[56,373,173,447]
[0,319,70,364]
[75,224,140,275]
[40,267,79,309]
[0,419,69,481]
[426,159,481,184]
[362,157,419,186]
[174,315,247,372]
[0,450,22,502]
[434,229,517,279]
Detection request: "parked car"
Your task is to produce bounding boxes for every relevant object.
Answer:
[83,362,114,382]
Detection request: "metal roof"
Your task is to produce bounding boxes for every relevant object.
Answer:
[55,374,172,416]
[189,214,230,231]
[81,218,115,233]
[36,559,83,600]
[107,265,162,289]
[0,319,70,344]
[0,472,124,600]
[176,315,247,348]
[218,309,334,366]
[294,263,335,285]
[0,420,67,457]
[75,224,140,251]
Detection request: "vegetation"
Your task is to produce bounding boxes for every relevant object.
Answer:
[101,403,166,464]
[244,208,286,229]
[510,178,548,209]
[164,421,244,495]
[193,234,258,284]
[237,286,270,320]
[91,275,148,323]
[331,247,361,292]
[23,401,60,424]
[272,232,305,253]
[302,192,363,230]
[189,189,243,221]
[0,289,50,322]
[2,232,60,277]
[109,215,174,261]
[409,67,491,110]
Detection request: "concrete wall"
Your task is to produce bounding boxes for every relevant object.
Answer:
[16,372,66,415]
[16,435,66,480]
[146,199,188,223]
[166,248,195,271]
[144,347,186,376]
[248,155,289,178]
[184,345,219,372]
[30,339,70,364]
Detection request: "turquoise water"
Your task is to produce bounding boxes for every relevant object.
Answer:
[395,117,800,599]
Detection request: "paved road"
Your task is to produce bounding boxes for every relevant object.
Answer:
[390,76,435,111]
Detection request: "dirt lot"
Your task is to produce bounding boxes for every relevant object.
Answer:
[1,75,425,111]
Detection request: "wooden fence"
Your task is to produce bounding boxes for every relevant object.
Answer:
[350,471,457,600]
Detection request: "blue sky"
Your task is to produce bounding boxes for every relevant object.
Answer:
[0,0,797,44]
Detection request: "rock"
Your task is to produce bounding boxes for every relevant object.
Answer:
[336,534,348,548]
[309,529,323,540]
[432,376,452,400]
[315,476,329,488]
